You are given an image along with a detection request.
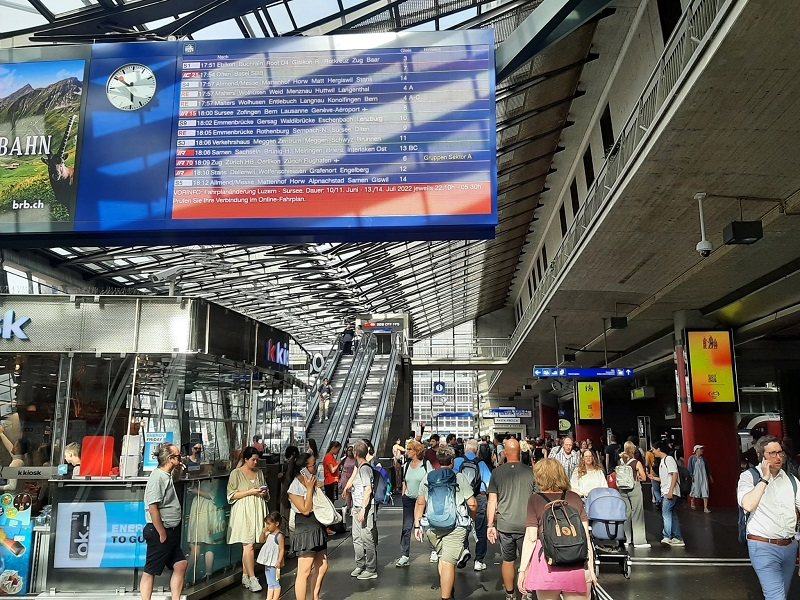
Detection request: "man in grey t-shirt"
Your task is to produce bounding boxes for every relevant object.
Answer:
[140,443,187,600]
[486,439,536,600]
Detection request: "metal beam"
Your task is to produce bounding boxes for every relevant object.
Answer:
[495,0,613,82]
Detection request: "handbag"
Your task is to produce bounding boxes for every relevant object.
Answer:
[312,488,343,526]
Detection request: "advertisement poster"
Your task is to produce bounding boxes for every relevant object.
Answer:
[576,381,602,421]
[142,431,174,471]
[0,492,34,595]
[0,60,86,228]
[53,501,147,569]
[686,330,737,405]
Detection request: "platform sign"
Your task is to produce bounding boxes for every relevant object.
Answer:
[432,381,446,395]
[533,366,635,378]
[0,32,496,245]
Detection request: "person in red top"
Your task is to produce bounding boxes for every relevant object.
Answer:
[323,441,343,501]
[424,434,441,469]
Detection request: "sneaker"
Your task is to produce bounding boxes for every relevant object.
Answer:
[357,571,378,580]
[704,508,712,513]
[473,561,487,571]
[633,543,651,549]
[350,567,364,577]
[242,575,249,588]
[395,556,410,567]
[670,538,685,547]
[456,548,471,569]
[429,551,439,563]
[660,537,671,545]
[248,576,263,592]
[505,592,515,600]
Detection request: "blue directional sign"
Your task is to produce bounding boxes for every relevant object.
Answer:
[432,381,446,395]
[532,366,635,379]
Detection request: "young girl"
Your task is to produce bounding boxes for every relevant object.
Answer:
[257,512,285,600]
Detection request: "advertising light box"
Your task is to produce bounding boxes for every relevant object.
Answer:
[0,32,496,245]
[685,330,738,409]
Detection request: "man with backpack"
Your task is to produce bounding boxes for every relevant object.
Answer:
[350,440,379,580]
[414,445,477,600]
[738,435,800,600]
[454,439,493,571]
[652,441,684,547]
[486,439,536,600]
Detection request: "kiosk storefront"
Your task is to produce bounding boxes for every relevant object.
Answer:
[0,294,301,597]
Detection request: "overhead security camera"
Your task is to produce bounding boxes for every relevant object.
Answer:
[694,192,713,258]
[151,265,186,282]
[696,239,713,258]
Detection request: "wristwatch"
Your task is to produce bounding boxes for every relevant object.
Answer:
[759,478,770,485]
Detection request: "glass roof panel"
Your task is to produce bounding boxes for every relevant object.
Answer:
[0,3,48,33]
[266,3,295,34]
[39,0,89,15]
[191,19,246,40]
[286,0,339,28]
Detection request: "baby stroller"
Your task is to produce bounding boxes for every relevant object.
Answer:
[585,488,631,579]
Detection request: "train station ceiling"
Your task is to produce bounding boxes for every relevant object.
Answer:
[1,0,603,344]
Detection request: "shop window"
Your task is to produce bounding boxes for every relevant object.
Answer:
[583,145,595,188]
[600,104,614,156]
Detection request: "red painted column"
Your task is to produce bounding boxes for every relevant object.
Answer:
[679,404,739,508]
[540,403,557,439]
[576,423,603,447]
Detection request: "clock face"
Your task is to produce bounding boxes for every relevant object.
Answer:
[106,64,157,111]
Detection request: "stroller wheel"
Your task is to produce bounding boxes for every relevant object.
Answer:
[623,559,631,579]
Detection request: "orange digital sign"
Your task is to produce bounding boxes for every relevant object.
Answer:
[686,330,737,404]
[576,381,602,421]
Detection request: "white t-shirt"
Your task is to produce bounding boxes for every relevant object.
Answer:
[659,455,680,497]
[287,478,308,513]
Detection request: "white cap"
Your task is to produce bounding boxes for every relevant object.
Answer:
[693,444,704,452]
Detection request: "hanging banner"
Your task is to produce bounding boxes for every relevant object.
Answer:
[575,381,602,421]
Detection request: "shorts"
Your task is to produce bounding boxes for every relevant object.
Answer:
[499,531,525,563]
[143,524,185,576]
[426,527,467,565]
[264,566,281,590]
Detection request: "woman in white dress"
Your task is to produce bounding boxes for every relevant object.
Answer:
[688,444,712,512]
[227,446,269,592]
[570,449,608,498]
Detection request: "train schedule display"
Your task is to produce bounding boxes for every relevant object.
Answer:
[0,32,496,245]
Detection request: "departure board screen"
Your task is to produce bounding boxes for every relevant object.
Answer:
[171,42,493,220]
[0,32,496,245]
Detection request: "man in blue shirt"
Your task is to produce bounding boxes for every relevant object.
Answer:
[453,439,492,570]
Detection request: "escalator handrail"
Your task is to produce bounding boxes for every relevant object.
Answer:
[322,333,376,452]
[369,332,403,456]
[304,333,344,433]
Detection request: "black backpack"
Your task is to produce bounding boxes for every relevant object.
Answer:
[459,457,483,496]
[676,459,692,497]
[538,492,588,567]
[478,443,494,471]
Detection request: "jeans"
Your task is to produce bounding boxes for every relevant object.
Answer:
[748,539,798,599]
[661,497,682,540]
[352,506,378,573]
[464,493,488,561]
[400,495,415,557]
[652,481,662,506]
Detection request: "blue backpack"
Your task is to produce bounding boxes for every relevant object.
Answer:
[738,468,798,543]
[369,464,393,506]
[425,469,459,530]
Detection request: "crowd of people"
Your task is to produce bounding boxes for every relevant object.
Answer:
[138,428,800,600]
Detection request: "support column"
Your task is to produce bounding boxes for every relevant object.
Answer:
[575,423,602,447]
[674,310,740,508]
[539,396,558,440]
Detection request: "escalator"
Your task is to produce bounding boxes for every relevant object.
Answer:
[305,354,353,444]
